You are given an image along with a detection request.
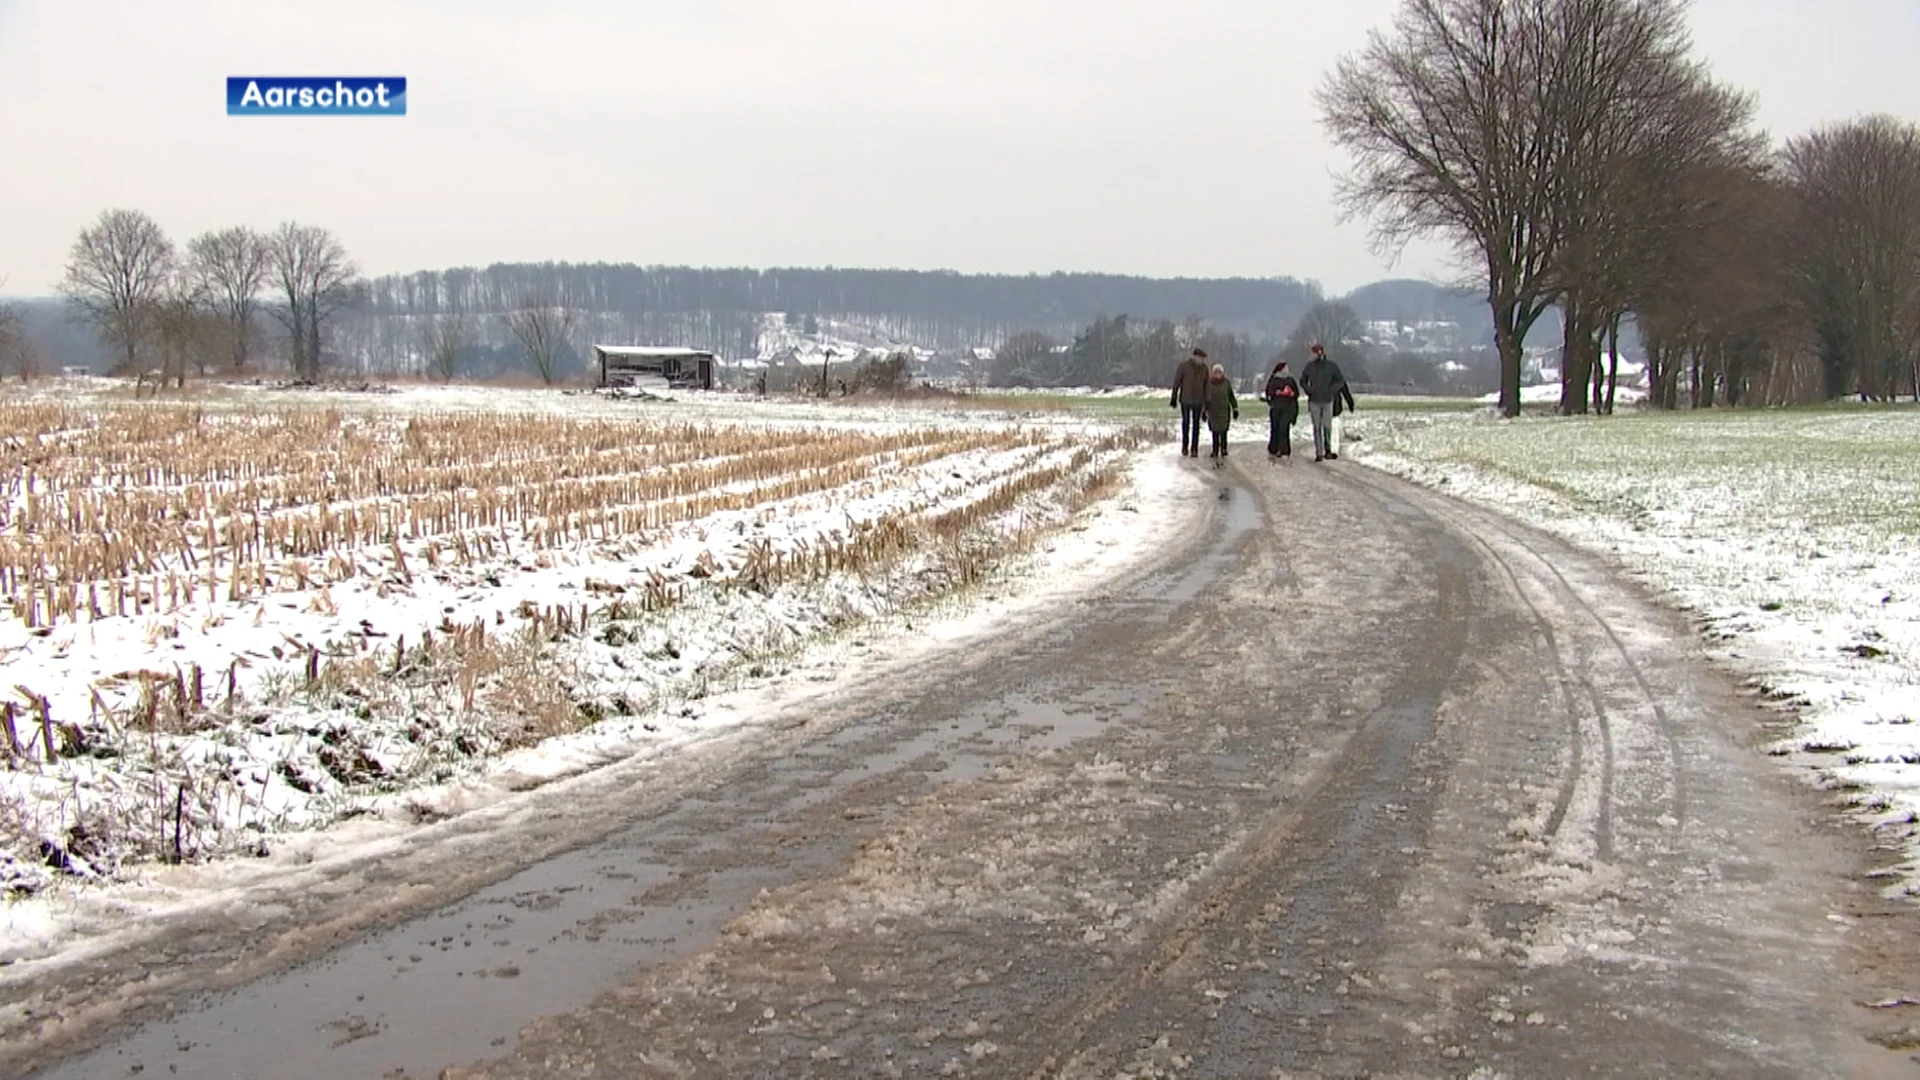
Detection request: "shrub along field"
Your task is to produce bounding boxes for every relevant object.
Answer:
[0,387,1145,898]
[1349,404,1920,893]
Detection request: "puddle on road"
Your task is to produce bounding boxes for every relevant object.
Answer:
[1140,483,1262,607]
[35,849,790,1080]
[33,543,1177,1079]
[991,695,1125,753]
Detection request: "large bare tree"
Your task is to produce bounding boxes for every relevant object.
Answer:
[503,293,578,385]
[420,310,474,382]
[1632,158,1795,409]
[1784,116,1920,402]
[1320,0,1739,417]
[186,226,269,373]
[1319,0,1565,417]
[1539,0,1756,414]
[268,222,359,380]
[148,271,222,393]
[58,208,175,376]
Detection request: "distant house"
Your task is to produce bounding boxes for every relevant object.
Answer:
[593,346,715,390]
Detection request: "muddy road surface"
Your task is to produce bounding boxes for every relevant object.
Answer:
[17,452,1920,1079]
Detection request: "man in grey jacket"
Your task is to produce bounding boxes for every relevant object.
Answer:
[1298,343,1356,462]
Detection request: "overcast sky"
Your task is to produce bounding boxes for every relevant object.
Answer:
[3,0,1917,298]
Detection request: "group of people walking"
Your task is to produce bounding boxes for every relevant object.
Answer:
[1170,345,1354,465]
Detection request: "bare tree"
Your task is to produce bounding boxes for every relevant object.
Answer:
[1538,0,1756,414]
[1633,159,1795,408]
[1321,0,1734,417]
[58,208,175,376]
[504,294,577,385]
[1320,0,1565,416]
[268,222,359,381]
[150,275,202,393]
[186,226,269,373]
[421,310,474,382]
[1282,300,1365,364]
[1784,116,1920,402]
[0,276,30,383]
[988,330,1057,386]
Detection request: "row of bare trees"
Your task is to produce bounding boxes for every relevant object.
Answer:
[1321,0,1920,413]
[57,209,359,384]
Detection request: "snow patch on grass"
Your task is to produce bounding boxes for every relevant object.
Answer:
[1348,406,1920,894]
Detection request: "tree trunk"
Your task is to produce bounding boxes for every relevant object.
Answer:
[1604,316,1622,415]
[1558,300,1596,416]
[1589,321,1607,414]
[307,307,323,380]
[1495,314,1523,418]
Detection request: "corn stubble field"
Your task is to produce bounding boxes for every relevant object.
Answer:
[0,393,1143,897]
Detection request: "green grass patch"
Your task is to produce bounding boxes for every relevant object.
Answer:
[1360,404,1920,540]
[969,390,1481,419]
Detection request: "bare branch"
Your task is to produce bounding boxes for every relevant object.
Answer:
[186,227,269,372]
[503,294,578,385]
[58,209,175,376]
[268,223,359,381]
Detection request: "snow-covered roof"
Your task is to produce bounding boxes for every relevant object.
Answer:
[593,346,715,359]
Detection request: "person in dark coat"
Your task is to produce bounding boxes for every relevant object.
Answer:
[1260,360,1301,461]
[1170,347,1211,457]
[1298,343,1356,462]
[1202,363,1238,464]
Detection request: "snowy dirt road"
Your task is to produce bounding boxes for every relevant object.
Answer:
[17,450,1920,1079]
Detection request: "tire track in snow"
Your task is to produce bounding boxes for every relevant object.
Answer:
[1342,468,1617,865]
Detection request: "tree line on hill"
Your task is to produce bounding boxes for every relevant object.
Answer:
[1322,0,1920,415]
[355,264,1328,354]
[16,232,1482,389]
[985,299,1501,395]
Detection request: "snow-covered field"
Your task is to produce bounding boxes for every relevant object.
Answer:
[1349,404,1920,893]
[0,379,1157,940]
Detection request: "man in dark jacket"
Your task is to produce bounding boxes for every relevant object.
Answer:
[1299,343,1356,462]
[1170,347,1211,457]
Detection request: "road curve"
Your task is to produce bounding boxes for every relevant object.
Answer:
[20,448,1920,1080]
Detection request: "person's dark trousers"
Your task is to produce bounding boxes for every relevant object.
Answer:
[1211,429,1228,457]
[1267,408,1292,456]
[1181,404,1205,455]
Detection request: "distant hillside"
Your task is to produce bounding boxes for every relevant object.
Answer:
[338,264,1328,372]
[1340,278,1565,345]
[6,298,111,372]
[1341,279,1489,328]
[15,267,1583,381]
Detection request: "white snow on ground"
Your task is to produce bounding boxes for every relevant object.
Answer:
[1348,405,1920,894]
[1478,383,1647,406]
[0,378,1193,971]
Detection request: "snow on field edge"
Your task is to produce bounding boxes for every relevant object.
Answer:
[0,438,1201,973]
[1347,412,1920,896]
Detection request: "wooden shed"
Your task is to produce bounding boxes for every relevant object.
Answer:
[594,346,716,390]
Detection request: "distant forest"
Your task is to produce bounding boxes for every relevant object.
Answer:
[9,260,1503,381]
[347,264,1333,362]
